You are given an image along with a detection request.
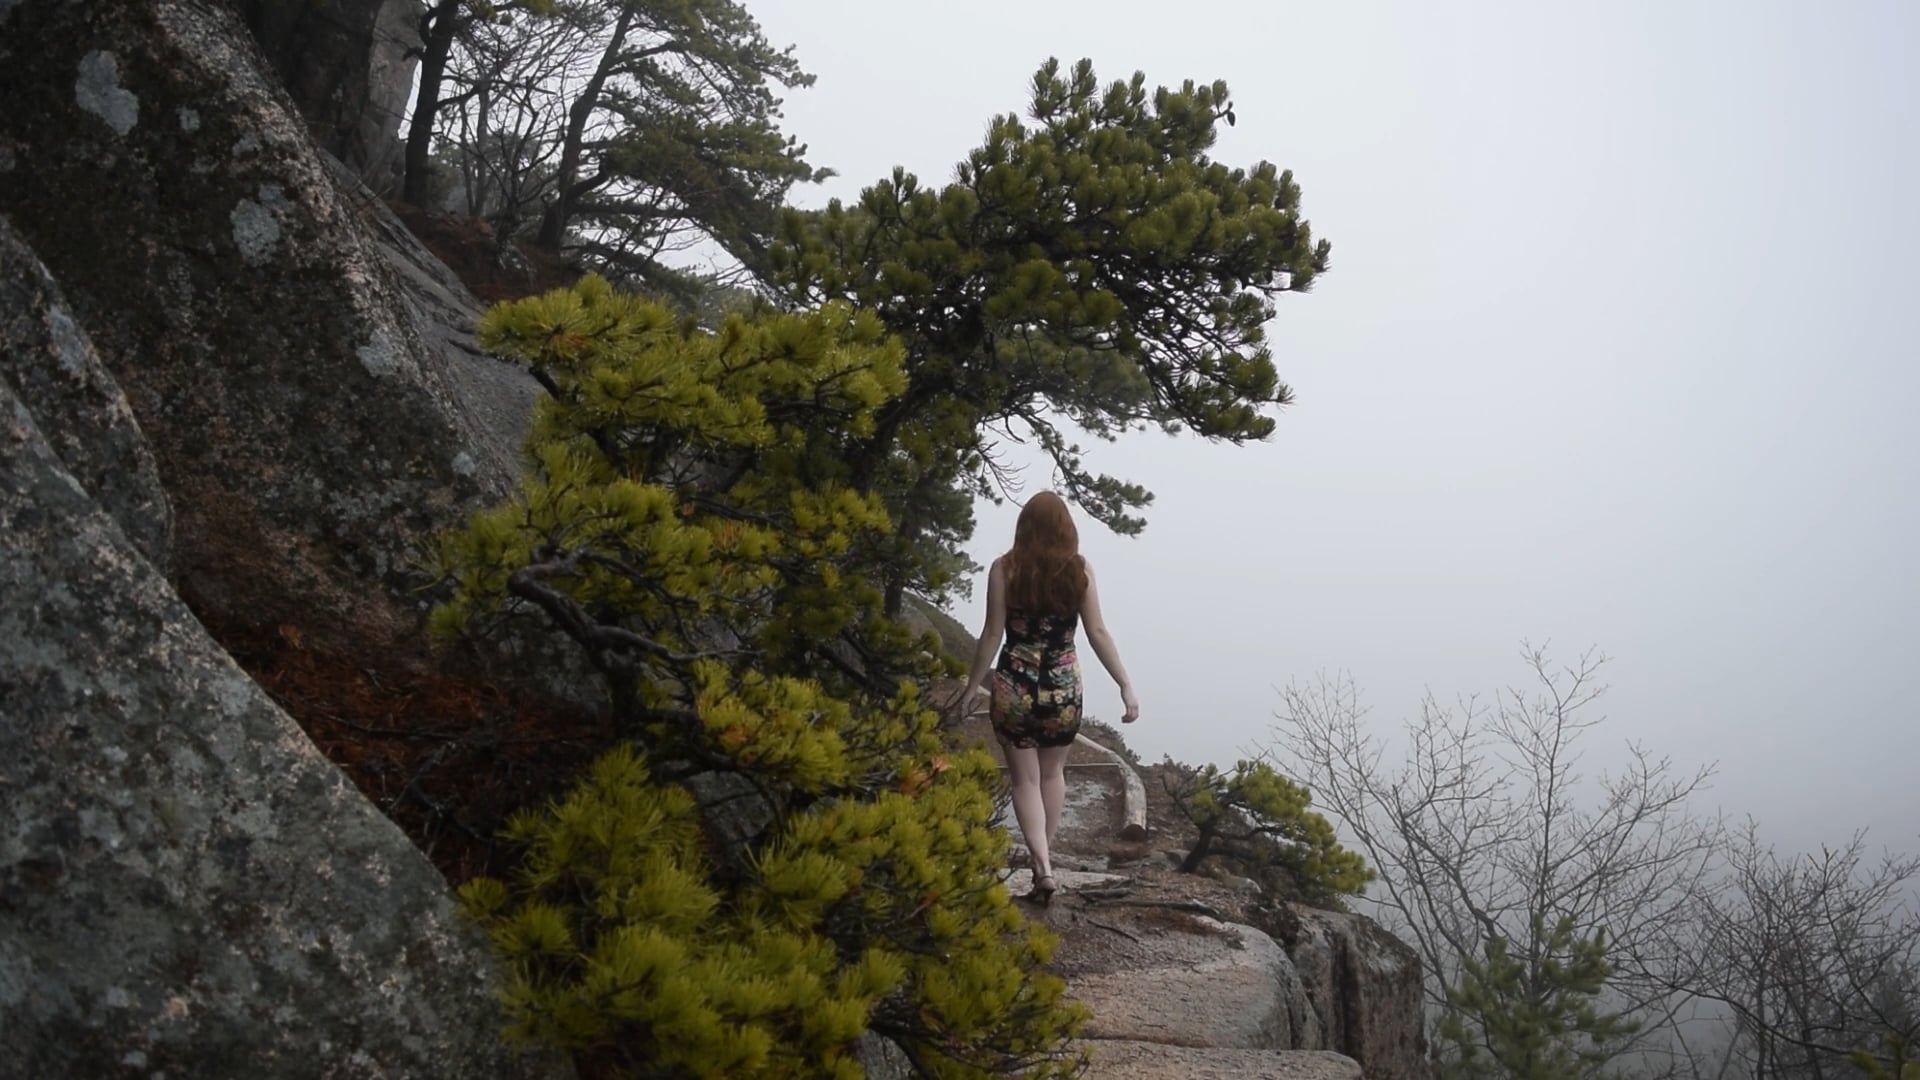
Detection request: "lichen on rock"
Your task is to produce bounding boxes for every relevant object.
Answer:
[0,216,171,568]
[74,50,139,136]
[0,377,565,1078]
[229,184,289,266]
[0,0,541,662]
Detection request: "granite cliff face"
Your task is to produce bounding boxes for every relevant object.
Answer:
[0,0,563,1072]
[0,224,561,1074]
[0,221,173,569]
[0,374,557,1077]
[0,0,540,664]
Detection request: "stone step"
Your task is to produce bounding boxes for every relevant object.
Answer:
[1076,1040,1362,1079]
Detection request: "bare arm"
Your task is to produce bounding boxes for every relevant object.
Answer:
[962,557,1008,705]
[1080,560,1139,722]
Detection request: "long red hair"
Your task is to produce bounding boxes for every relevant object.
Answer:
[1002,491,1087,616]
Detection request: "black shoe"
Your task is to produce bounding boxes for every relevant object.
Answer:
[1023,874,1057,907]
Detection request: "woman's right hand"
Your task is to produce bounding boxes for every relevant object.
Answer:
[964,682,990,716]
[1121,687,1140,724]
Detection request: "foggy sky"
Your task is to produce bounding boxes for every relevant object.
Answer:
[741,0,1919,852]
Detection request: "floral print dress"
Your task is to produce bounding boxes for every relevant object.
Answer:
[990,610,1083,749]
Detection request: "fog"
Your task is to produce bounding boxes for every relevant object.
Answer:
[741,0,1919,853]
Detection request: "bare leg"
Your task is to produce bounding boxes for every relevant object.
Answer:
[1037,743,1072,857]
[1002,744,1053,882]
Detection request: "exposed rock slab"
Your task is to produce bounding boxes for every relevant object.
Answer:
[1069,915,1309,1050]
[0,0,539,661]
[0,216,171,568]
[977,698,1433,1073]
[1077,1040,1362,1080]
[1003,867,1130,895]
[336,152,543,469]
[0,377,563,1077]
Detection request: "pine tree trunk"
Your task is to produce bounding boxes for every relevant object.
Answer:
[1179,827,1214,873]
[464,80,489,217]
[882,517,922,618]
[401,0,460,207]
[536,3,635,249]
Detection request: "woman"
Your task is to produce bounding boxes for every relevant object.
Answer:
[963,491,1139,906]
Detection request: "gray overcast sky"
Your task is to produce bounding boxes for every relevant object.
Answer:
[743,0,1918,851]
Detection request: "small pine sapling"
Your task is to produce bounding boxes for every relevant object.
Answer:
[1167,759,1373,901]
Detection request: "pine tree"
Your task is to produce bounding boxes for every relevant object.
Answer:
[401,0,557,208]
[432,277,1087,1076]
[769,58,1332,609]
[1169,759,1373,902]
[1435,914,1638,1080]
[531,0,825,291]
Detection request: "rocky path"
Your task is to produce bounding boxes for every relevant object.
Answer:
[969,726,1404,1079]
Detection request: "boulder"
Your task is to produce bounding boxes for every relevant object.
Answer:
[0,216,172,568]
[0,0,542,662]
[0,377,565,1077]
[1286,905,1433,1080]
